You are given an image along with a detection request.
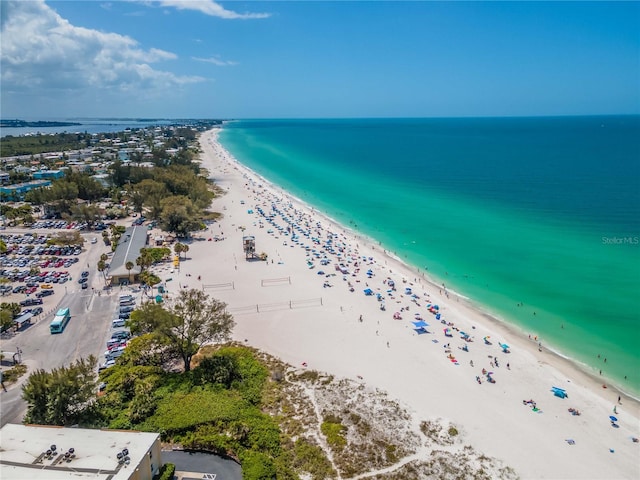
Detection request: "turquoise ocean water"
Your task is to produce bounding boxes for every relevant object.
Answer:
[218,117,640,396]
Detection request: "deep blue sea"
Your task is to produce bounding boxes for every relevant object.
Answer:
[218,116,640,395]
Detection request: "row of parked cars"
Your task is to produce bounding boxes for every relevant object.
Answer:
[1,255,80,270]
[30,220,110,231]
[101,294,137,369]
[2,233,50,245]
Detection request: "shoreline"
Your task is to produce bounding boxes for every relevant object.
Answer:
[175,127,639,478]
[213,128,638,404]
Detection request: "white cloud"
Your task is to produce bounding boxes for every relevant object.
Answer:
[0,0,204,97]
[193,56,238,66]
[157,0,270,19]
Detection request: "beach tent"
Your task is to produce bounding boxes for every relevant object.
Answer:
[412,320,429,335]
[551,386,568,399]
[363,288,373,296]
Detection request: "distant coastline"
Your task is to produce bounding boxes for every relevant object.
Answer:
[0,119,82,128]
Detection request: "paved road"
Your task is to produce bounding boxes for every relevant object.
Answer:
[0,231,117,426]
[161,450,242,480]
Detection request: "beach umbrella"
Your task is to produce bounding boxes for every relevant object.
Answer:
[610,416,618,422]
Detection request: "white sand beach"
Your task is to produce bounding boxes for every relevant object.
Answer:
[160,128,639,479]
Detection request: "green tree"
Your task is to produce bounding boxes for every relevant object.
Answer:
[97,259,108,284]
[1,302,21,318]
[131,289,235,372]
[69,203,102,227]
[49,230,84,247]
[137,179,168,220]
[125,261,134,283]
[127,302,174,336]
[22,356,98,426]
[160,196,202,237]
[118,334,172,367]
[0,309,14,332]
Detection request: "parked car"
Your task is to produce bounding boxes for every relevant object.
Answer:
[20,298,43,306]
[100,359,116,370]
[119,305,134,314]
[81,271,89,278]
[111,330,131,340]
[78,277,88,284]
[35,290,54,298]
[81,282,88,290]
[112,319,126,328]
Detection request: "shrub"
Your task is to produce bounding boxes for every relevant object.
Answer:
[156,462,175,480]
[240,451,277,480]
[321,419,347,450]
[2,364,27,383]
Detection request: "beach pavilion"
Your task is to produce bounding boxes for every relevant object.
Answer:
[107,226,148,285]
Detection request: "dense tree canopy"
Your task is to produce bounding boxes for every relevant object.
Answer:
[159,195,203,237]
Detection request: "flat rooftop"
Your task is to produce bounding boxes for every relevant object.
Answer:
[0,424,160,479]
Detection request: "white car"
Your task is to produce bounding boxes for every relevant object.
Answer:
[91,238,97,244]
[104,346,126,359]
[101,359,116,369]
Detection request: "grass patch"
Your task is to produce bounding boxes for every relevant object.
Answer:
[2,364,27,383]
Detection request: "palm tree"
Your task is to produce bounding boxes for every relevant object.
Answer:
[125,261,134,284]
[173,243,183,260]
[174,242,189,260]
[97,260,107,285]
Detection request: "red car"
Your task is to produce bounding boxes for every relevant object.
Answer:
[25,287,38,294]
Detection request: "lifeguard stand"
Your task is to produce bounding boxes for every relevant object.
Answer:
[243,235,256,259]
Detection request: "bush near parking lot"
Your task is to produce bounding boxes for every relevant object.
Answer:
[156,463,175,480]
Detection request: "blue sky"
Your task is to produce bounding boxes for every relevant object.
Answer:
[1,1,639,119]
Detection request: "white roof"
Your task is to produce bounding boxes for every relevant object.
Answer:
[0,424,159,479]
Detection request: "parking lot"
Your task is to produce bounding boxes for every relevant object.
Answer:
[0,231,91,325]
[0,227,116,425]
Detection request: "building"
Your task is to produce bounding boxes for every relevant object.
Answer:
[0,180,51,201]
[0,424,162,480]
[107,226,148,285]
[33,169,65,180]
